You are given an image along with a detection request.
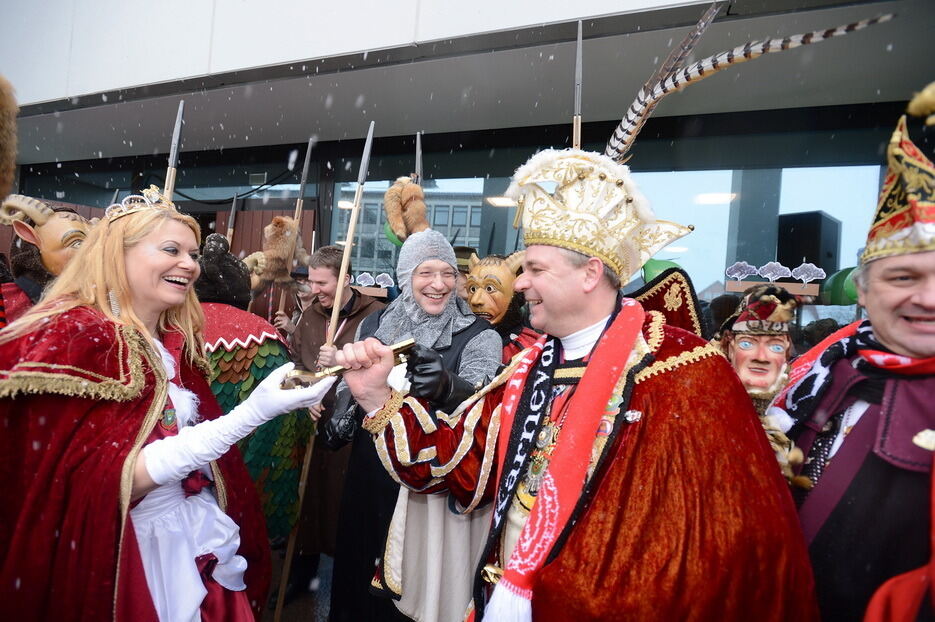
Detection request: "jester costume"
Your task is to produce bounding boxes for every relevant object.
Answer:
[770,104,935,621]
[0,307,271,621]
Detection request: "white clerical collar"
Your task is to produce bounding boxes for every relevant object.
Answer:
[560,315,611,361]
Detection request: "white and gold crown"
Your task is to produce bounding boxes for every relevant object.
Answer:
[104,185,177,222]
[506,149,691,281]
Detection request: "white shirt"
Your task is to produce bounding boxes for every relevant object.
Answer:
[130,339,246,622]
[560,315,611,361]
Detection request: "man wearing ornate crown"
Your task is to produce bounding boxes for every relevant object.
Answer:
[769,86,935,621]
[333,148,818,622]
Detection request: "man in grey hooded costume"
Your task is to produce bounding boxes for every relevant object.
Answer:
[327,230,501,622]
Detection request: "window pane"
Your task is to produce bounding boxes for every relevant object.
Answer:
[779,166,880,270]
[630,170,733,299]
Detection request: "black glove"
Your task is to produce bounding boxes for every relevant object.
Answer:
[406,344,476,414]
[321,390,364,450]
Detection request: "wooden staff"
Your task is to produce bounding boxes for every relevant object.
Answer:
[225,194,238,243]
[572,20,583,149]
[414,131,423,185]
[164,100,184,199]
[326,120,374,347]
[273,123,374,622]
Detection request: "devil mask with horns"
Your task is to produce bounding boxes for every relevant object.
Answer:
[1,195,90,285]
[466,250,529,331]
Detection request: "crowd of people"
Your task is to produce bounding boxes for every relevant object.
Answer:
[0,45,933,622]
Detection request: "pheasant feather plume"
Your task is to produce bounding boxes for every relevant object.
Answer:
[605,10,894,161]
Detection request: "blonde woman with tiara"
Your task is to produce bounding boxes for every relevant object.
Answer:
[0,187,334,622]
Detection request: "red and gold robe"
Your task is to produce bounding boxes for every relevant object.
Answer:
[0,280,36,327]
[369,305,819,621]
[0,306,270,621]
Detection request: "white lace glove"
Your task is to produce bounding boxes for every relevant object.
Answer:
[143,363,335,486]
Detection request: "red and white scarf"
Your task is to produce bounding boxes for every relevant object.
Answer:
[776,320,935,423]
[481,299,645,622]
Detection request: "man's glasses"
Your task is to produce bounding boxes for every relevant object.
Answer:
[414,269,458,283]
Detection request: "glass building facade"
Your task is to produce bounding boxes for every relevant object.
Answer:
[16,101,919,330]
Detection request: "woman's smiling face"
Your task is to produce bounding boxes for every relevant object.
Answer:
[124,218,200,323]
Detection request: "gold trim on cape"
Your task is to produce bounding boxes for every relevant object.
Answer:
[635,343,720,384]
[113,334,167,619]
[0,324,146,402]
[634,272,703,336]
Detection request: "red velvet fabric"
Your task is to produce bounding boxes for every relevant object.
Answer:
[196,554,256,622]
[532,324,818,621]
[502,326,542,363]
[0,282,33,325]
[381,312,820,621]
[0,307,270,621]
[632,268,705,336]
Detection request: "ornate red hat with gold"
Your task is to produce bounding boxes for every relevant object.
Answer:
[861,83,935,264]
[718,284,798,337]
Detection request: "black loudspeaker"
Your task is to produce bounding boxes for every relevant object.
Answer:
[777,211,841,275]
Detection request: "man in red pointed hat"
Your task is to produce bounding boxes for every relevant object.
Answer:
[770,85,935,621]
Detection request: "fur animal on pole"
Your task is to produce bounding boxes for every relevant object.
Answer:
[383,176,430,242]
[0,75,18,200]
[604,11,894,162]
[243,216,311,292]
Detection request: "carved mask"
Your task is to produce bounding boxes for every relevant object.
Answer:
[466,251,524,325]
[14,210,89,277]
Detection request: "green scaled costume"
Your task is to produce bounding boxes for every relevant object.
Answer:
[201,301,311,543]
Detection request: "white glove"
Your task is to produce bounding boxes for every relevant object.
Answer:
[143,363,335,486]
